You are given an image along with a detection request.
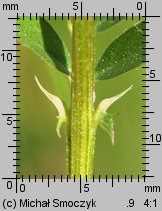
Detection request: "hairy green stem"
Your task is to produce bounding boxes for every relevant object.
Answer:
[71,17,95,178]
[66,122,71,178]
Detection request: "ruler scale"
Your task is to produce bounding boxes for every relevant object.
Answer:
[0,0,161,210]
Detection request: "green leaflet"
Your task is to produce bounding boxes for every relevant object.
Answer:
[39,18,71,75]
[99,113,115,145]
[96,16,125,32]
[95,21,144,80]
[35,76,69,138]
[17,17,71,75]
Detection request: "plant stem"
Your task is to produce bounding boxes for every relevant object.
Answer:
[66,124,71,178]
[71,17,95,178]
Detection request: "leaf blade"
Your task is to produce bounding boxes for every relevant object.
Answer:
[95,21,145,80]
[17,17,71,75]
[96,16,125,32]
[39,18,71,75]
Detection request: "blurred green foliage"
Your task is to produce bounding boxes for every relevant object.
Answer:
[17,17,145,178]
